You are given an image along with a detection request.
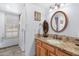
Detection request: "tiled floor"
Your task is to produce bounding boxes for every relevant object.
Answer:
[0,45,25,56]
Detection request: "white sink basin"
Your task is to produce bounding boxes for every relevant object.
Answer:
[47,39,63,45]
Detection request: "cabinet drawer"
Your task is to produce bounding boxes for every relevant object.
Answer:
[36,39,41,46]
[42,43,55,53]
[56,49,69,56]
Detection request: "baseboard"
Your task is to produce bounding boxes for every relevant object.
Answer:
[0,44,18,50]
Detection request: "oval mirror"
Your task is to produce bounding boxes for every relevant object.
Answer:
[51,11,68,32]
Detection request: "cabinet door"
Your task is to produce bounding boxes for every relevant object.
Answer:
[48,51,55,56]
[36,45,40,56]
[42,43,55,54]
[35,39,42,56]
[36,45,47,56]
[40,46,47,56]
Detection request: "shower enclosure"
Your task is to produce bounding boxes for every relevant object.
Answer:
[0,12,19,48]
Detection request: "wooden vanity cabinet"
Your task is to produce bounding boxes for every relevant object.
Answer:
[36,45,40,56]
[56,48,69,56]
[48,51,56,56]
[35,39,47,56]
[39,46,47,56]
[35,39,70,56]
[42,42,56,56]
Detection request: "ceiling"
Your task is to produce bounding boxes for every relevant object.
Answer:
[0,3,55,15]
[0,3,25,15]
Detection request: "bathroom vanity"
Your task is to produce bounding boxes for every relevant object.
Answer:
[35,35,79,56]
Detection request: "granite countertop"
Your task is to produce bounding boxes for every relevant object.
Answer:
[35,35,79,56]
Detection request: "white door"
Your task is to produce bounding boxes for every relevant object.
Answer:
[19,8,26,51]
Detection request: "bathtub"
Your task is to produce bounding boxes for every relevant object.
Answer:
[0,38,18,48]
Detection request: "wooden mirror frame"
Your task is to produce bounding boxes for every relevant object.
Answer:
[51,11,68,32]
